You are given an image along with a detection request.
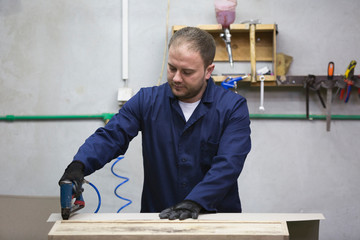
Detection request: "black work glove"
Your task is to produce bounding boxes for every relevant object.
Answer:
[159,200,202,220]
[59,161,85,198]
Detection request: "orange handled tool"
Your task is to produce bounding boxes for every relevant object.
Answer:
[328,62,334,79]
[326,62,334,131]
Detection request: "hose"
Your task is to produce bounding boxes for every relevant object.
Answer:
[86,181,101,213]
[111,156,132,212]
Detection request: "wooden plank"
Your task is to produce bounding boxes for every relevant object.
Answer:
[212,75,246,83]
[47,213,325,223]
[172,25,187,32]
[256,24,276,31]
[212,75,276,83]
[230,24,250,31]
[250,24,256,83]
[198,24,223,32]
[273,26,277,76]
[49,220,289,240]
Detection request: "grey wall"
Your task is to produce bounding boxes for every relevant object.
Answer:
[1,1,360,240]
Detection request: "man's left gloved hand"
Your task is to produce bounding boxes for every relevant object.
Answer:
[159,200,202,220]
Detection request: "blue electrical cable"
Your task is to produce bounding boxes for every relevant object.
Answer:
[111,156,132,212]
[80,156,131,214]
[86,181,101,213]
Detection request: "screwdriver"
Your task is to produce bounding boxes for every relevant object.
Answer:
[326,62,334,131]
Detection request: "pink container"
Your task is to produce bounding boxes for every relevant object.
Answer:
[215,0,237,28]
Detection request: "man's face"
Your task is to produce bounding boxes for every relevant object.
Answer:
[167,43,214,103]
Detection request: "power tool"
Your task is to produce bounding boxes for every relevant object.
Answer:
[60,180,85,220]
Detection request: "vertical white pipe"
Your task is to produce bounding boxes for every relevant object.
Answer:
[122,0,129,85]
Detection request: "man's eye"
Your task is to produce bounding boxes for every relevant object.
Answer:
[183,71,193,75]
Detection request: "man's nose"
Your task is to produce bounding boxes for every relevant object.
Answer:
[172,70,182,82]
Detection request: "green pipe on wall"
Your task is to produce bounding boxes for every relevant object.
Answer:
[0,113,115,122]
[250,114,360,120]
[1,113,360,122]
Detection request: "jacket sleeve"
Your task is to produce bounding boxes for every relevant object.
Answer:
[73,90,143,176]
[185,97,251,211]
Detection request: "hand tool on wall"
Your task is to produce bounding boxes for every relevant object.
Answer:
[342,60,357,103]
[60,180,85,220]
[220,29,234,67]
[316,85,327,109]
[358,75,360,97]
[304,75,327,119]
[321,62,335,131]
[259,75,265,111]
[333,79,346,102]
[305,77,310,119]
[305,75,326,115]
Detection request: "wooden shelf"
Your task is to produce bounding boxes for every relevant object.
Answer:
[173,24,277,86]
[212,75,276,82]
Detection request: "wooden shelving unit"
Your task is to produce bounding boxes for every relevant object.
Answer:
[173,24,277,86]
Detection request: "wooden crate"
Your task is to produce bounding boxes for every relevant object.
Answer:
[49,220,289,240]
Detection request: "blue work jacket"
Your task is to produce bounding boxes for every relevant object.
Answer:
[74,78,251,213]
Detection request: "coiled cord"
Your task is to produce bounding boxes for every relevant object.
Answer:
[111,156,132,212]
[86,181,101,213]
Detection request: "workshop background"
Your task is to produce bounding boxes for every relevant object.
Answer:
[1,0,359,239]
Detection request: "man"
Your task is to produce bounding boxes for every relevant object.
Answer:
[59,26,251,220]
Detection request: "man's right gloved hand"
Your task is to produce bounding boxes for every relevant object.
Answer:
[59,161,85,198]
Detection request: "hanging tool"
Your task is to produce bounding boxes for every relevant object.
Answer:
[305,75,326,105]
[305,78,310,119]
[321,62,335,131]
[333,77,347,102]
[342,60,357,103]
[304,75,326,119]
[60,180,85,220]
[259,75,265,111]
[220,29,234,67]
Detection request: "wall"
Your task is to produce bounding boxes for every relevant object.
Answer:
[1,0,359,240]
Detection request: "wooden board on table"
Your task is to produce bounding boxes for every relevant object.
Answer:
[49,220,289,240]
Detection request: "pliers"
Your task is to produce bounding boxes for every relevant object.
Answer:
[340,60,356,103]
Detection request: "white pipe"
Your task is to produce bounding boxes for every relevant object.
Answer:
[122,0,129,85]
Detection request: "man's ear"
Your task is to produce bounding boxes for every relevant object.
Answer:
[205,64,215,79]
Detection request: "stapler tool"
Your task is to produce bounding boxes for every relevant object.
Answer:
[59,180,85,220]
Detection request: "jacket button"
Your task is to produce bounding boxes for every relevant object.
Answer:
[181,158,186,162]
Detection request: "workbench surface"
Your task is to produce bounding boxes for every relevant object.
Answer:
[48,212,324,222]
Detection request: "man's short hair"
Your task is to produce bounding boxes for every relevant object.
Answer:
[169,27,216,68]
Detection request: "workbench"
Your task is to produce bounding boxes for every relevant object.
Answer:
[48,213,324,240]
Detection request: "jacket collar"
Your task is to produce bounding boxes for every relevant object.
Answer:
[166,77,215,103]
